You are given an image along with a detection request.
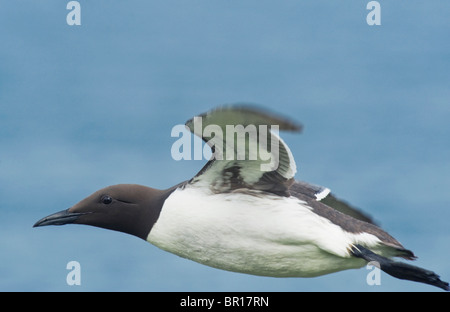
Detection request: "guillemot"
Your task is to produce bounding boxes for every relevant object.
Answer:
[34,104,449,291]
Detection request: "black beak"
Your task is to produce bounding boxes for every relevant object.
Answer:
[33,208,90,227]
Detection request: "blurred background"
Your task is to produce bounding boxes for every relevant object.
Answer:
[0,0,449,291]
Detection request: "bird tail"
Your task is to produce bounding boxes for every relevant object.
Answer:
[351,244,449,291]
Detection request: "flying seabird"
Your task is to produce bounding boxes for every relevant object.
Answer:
[34,105,449,291]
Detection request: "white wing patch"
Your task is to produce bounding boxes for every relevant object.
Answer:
[314,187,331,201]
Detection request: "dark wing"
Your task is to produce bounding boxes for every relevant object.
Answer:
[289,180,415,260]
[186,104,302,196]
[289,181,376,225]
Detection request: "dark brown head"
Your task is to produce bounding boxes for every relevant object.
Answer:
[33,184,173,240]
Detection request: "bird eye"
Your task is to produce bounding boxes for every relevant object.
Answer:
[101,195,113,205]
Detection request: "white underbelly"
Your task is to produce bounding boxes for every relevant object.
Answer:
[147,187,371,277]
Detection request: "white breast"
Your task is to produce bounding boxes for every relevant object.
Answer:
[147,186,377,277]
